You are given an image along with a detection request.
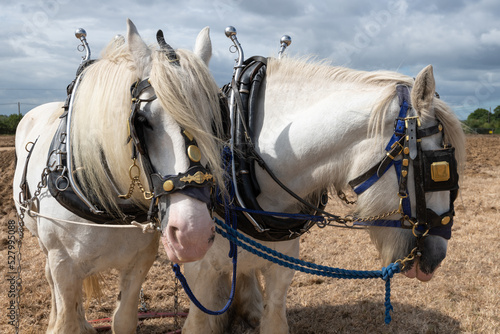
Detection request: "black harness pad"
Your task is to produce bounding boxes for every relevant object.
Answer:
[217,57,327,242]
[47,113,147,225]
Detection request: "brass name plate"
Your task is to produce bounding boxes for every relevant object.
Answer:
[431,161,450,182]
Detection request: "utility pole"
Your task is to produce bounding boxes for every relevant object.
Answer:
[18,102,20,116]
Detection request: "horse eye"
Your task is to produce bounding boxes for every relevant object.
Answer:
[137,114,153,130]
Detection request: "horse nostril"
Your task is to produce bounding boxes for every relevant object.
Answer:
[169,226,180,244]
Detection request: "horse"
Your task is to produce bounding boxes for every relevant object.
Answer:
[13,19,224,333]
[182,55,466,333]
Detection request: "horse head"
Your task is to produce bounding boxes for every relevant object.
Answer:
[126,19,224,263]
[71,20,223,263]
[366,65,465,281]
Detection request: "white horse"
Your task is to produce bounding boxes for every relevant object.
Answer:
[183,57,466,333]
[13,19,224,333]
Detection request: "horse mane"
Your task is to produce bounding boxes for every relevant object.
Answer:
[71,37,223,216]
[267,57,465,171]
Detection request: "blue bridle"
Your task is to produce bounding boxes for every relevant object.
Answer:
[348,85,459,240]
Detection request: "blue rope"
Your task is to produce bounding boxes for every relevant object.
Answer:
[169,146,239,315]
[213,217,400,324]
[172,145,400,323]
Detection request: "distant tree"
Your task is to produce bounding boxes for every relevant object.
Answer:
[0,114,23,134]
[494,105,500,121]
[467,108,491,123]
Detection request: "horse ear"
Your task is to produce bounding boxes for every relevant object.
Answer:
[127,19,152,78]
[194,27,212,65]
[411,65,436,115]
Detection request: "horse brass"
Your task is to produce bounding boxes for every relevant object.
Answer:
[187,145,201,162]
[180,171,213,184]
[431,161,450,182]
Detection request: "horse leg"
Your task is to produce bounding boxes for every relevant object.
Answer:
[259,239,299,334]
[259,264,295,334]
[46,249,95,334]
[112,238,158,334]
[182,260,231,333]
[234,270,263,328]
[45,262,57,333]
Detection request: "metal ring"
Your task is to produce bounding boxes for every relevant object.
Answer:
[129,164,141,179]
[25,141,35,152]
[56,175,69,192]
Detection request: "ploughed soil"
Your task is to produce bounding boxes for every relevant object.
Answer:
[0,135,499,333]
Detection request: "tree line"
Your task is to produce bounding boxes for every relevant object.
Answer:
[1,106,499,135]
[0,114,23,135]
[463,106,500,134]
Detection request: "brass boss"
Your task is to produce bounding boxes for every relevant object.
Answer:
[163,180,174,192]
[188,145,201,162]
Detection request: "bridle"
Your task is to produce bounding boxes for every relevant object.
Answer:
[348,85,459,242]
[124,30,214,230]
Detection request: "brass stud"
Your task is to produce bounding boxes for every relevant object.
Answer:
[441,216,451,225]
[187,145,201,162]
[402,170,408,177]
[438,124,443,131]
[402,159,409,167]
[404,147,410,155]
[163,180,174,192]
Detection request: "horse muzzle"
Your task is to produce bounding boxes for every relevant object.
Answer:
[158,193,215,263]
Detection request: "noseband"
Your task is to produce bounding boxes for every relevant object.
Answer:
[348,85,459,240]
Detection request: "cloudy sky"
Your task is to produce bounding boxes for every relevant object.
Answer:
[1,0,499,120]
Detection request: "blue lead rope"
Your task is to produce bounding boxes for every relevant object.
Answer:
[213,217,401,324]
[171,145,401,323]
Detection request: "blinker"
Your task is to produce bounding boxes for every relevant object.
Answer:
[430,161,450,182]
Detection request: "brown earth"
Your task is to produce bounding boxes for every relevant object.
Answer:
[1,135,499,333]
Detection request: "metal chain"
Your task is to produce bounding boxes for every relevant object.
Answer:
[395,247,419,270]
[139,288,149,313]
[118,159,153,200]
[337,190,357,205]
[349,208,400,223]
[8,208,27,334]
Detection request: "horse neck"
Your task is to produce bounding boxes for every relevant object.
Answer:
[253,75,394,212]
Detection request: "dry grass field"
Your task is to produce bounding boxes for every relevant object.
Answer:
[0,134,499,333]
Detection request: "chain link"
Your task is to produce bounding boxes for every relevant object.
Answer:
[10,209,26,334]
[337,190,357,205]
[139,288,149,313]
[395,247,419,270]
[118,159,153,200]
[349,208,400,223]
